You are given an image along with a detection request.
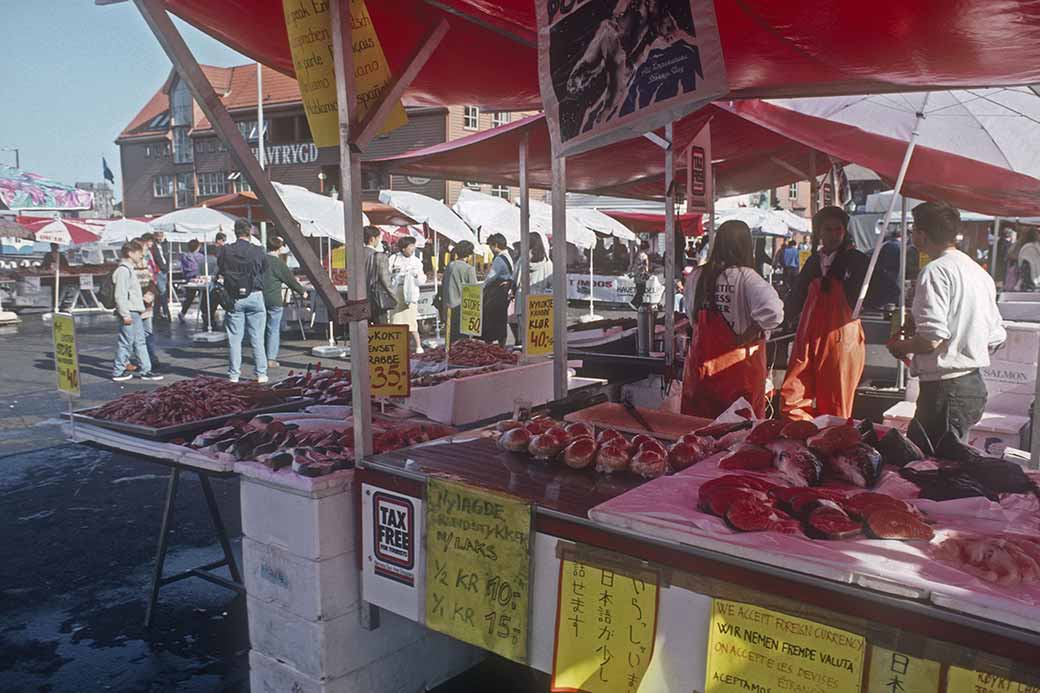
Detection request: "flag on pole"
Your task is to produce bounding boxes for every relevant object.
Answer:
[102,158,115,184]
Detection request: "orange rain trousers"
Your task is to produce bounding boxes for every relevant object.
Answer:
[681,307,767,419]
[779,277,865,421]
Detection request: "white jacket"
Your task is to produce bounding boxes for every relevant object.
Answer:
[911,249,1006,381]
[684,266,783,340]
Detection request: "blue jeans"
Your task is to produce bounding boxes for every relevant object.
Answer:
[142,315,160,367]
[113,313,151,376]
[265,305,284,362]
[226,291,267,379]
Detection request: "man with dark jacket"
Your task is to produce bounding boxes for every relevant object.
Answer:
[218,220,269,382]
[151,230,171,321]
[780,206,869,420]
[364,225,396,324]
[262,236,307,368]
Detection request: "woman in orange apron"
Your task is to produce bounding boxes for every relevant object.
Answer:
[681,221,784,418]
[780,207,870,421]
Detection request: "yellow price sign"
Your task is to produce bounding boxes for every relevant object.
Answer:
[282,0,406,149]
[52,312,80,397]
[867,647,939,693]
[551,557,659,693]
[798,249,811,269]
[705,599,866,693]
[526,294,554,356]
[425,479,532,663]
[368,324,410,398]
[460,284,483,337]
[947,667,1040,692]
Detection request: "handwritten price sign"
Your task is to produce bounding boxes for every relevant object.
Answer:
[526,294,553,356]
[460,285,483,337]
[368,324,410,398]
[424,478,532,663]
[52,313,80,397]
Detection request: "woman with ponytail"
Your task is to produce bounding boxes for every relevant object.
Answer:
[680,220,784,418]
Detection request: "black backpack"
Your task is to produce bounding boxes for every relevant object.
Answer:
[96,264,128,310]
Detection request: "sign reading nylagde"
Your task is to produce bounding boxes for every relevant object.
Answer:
[372,491,416,586]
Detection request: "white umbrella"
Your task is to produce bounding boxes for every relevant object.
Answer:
[272,182,370,241]
[97,218,154,244]
[716,208,800,237]
[148,207,238,241]
[527,198,597,249]
[379,189,476,245]
[570,207,637,242]
[453,188,551,246]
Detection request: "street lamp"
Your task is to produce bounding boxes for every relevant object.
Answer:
[0,148,20,169]
[318,171,327,193]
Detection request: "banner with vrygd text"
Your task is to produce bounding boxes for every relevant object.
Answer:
[282,0,407,148]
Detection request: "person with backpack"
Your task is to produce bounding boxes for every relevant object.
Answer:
[218,219,269,383]
[111,241,162,382]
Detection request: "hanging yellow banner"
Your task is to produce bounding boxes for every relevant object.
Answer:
[705,599,866,693]
[460,284,483,337]
[947,667,1040,692]
[282,0,407,149]
[526,294,553,356]
[52,312,80,397]
[866,647,939,693]
[424,479,532,663]
[551,557,659,693]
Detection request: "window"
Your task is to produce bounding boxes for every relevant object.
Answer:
[228,172,252,194]
[198,172,227,196]
[172,127,193,164]
[194,140,206,153]
[152,175,173,198]
[147,112,171,130]
[176,172,195,206]
[145,144,152,158]
[464,181,481,190]
[491,112,510,127]
[237,120,265,142]
[489,185,510,200]
[788,183,799,200]
[463,106,479,130]
[362,169,389,192]
[208,139,218,153]
[170,80,193,127]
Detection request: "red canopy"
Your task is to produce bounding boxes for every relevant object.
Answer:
[369,107,821,200]
[162,1,1040,109]
[604,211,703,237]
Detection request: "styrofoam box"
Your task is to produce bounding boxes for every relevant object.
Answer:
[247,596,428,681]
[993,321,1040,364]
[884,401,1029,455]
[243,536,358,623]
[980,358,1036,397]
[998,293,1040,322]
[240,473,355,562]
[249,632,483,693]
[402,360,554,425]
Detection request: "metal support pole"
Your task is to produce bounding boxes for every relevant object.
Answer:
[519,133,531,358]
[145,468,180,627]
[551,155,568,399]
[991,217,1002,281]
[809,151,819,217]
[132,0,355,324]
[330,0,373,461]
[664,123,676,366]
[897,196,908,389]
[853,95,930,320]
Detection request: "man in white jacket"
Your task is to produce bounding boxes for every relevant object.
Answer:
[887,201,1005,447]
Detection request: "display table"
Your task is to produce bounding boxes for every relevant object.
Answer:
[357,422,1040,691]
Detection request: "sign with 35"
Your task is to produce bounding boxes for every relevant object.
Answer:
[368,324,411,398]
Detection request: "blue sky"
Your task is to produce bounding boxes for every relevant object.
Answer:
[0,2,249,202]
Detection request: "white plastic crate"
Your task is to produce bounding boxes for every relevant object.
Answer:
[239,467,355,562]
[243,536,358,623]
[247,596,427,681]
[883,401,1029,456]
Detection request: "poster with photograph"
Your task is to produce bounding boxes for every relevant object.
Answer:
[537,0,727,158]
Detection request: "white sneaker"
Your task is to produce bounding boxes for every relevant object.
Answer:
[257,375,269,384]
[229,375,240,383]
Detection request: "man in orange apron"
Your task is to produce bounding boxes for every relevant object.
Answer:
[780,207,869,421]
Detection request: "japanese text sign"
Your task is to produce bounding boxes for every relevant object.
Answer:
[460,285,483,337]
[368,324,410,397]
[424,479,532,663]
[551,556,659,693]
[866,647,939,693]
[282,0,406,149]
[526,295,554,356]
[705,599,866,693]
[947,667,1040,692]
[52,313,80,397]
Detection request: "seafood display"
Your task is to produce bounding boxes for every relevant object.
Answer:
[696,475,934,541]
[415,338,519,367]
[274,366,352,405]
[91,376,298,426]
[900,433,1038,501]
[933,533,1040,585]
